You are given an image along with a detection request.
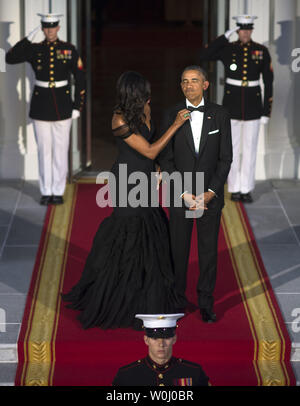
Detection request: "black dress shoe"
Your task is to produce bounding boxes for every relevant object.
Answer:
[200,309,217,323]
[241,193,253,203]
[40,196,52,206]
[231,192,241,202]
[51,196,64,205]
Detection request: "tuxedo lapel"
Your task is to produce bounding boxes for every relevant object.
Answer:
[197,102,213,158]
[176,101,197,157]
[183,120,198,157]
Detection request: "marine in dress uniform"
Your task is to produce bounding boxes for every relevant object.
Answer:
[6,13,86,205]
[112,314,209,386]
[199,15,274,203]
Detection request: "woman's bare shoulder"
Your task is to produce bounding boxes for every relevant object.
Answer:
[112,112,127,130]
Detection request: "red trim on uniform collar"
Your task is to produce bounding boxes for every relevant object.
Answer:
[238,40,252,47]
[146,355,175,372]
[45,39,59,46]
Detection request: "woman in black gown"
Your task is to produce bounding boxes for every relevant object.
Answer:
[62,71,190,330]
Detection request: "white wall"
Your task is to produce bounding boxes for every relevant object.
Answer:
[0,0,25,179]
[0,0,68,180]
[222,0,300,181]
[267,0,299,179]
[23,0,68,180]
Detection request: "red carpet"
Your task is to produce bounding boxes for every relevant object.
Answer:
[15,182,295,386]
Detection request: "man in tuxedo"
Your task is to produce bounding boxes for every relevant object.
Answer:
[158,66,232,323]
[199,15,273,203]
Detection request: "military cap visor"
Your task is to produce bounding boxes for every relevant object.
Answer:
[237,23,254,30]
[145,327,176,339]
[135,313,184,338]
[42,21,59,28]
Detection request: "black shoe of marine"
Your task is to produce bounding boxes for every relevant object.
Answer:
[51,196,64,205]
[40,196,52,206]
[231,192,241,202]
[241,193,253,203]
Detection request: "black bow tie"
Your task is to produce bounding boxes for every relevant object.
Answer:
[187,106,205,113]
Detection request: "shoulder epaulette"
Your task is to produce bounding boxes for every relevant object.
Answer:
[251,41,266,49]
[176,358,203,369]
[118,359,144,372]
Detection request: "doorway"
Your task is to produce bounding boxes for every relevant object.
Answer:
[77,0,224,174]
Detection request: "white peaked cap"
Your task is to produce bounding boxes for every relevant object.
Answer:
[232,15,258,24]
[37,13,64,23]
[135,314,185,328]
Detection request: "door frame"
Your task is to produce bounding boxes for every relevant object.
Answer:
[67,0,92,183]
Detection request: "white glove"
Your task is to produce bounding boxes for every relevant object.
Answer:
[224,26,239,40]
[260,116,269,125]
[72,109,80,120]
[27,25,41,42]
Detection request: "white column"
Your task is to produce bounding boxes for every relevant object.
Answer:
[216,0,226,105]
[267,0,299,179]
[229,0,300,181]
[0,0,25,179]
[294,0,300,178]
[229,0,270,181]
[69,1,81,173]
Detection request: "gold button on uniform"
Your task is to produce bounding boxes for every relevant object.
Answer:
[242,76,247,80]
[158,374,163,379]
[50,64,54,68]
[50,77,54,81]
[244,58,247,62]
[159,384,165,386]
[243,70,247,74]
[50,71,54,74]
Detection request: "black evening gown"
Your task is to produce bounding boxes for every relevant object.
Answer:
[62,122,185,330]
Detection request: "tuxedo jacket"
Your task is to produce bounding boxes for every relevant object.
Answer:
[157,100,232,210]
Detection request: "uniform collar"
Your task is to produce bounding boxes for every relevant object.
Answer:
[238,40,252,47]
[44,38,60,46]
[146,355,175,371]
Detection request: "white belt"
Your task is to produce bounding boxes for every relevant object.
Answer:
[35,80,68,88]
[226,78,260,87]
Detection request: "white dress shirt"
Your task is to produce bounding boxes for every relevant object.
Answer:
[180,98,216,199]
[186,97,205,155]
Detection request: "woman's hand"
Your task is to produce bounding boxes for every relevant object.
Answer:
[173,109,191,129]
